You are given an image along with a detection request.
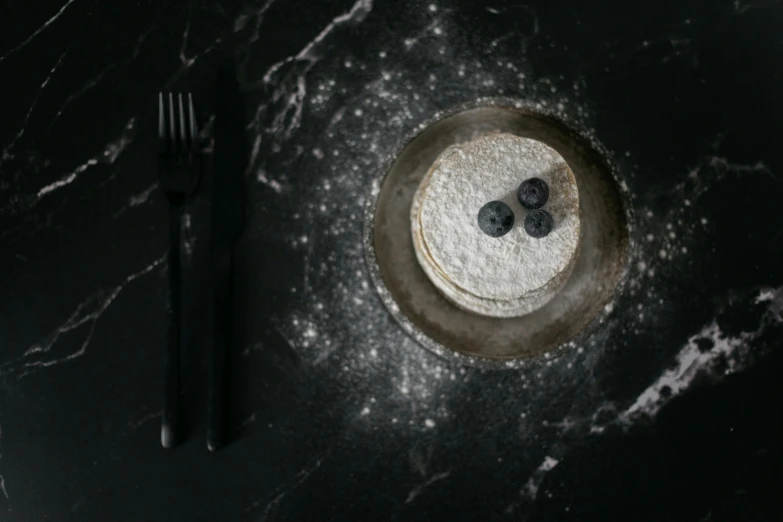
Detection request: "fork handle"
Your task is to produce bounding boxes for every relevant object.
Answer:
[208,245,232,451]
[162,204,182,449]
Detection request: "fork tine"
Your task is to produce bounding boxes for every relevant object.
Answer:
[178,93,186,155]
[158,92,165,139]
[188,93,198,152]
[158,92,166,154]
[168,93,176,155]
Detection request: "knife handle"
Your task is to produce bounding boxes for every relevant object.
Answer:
[162,204,182,449]
[208,247,232,451]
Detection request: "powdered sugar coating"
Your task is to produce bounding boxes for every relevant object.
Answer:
[412,133,580,316]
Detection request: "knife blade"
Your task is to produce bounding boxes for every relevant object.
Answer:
[208,58,247,451]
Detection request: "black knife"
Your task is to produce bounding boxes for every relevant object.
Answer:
[208,59,247,451]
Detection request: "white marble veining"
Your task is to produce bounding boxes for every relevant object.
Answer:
[244,0,374,180]
[0,0,79,65]
[0,0,780,518]
[405,470,451,504]
[1,256,164,380]
[244,453,329,519]
[34,118,136,200]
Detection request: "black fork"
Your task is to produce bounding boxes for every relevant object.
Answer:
[158,92,200,449]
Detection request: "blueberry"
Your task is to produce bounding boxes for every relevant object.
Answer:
[517,177,550,209]
[524,209,553,238]
[477,201,514,238]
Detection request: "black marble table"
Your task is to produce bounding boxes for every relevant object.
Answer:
[1,0,781,520]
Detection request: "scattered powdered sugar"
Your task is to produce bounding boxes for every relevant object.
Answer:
[238,0,602,429]
[217,4,783,518]
[279,292,459,428]
[0,1,776,514]
[234,0,779,453]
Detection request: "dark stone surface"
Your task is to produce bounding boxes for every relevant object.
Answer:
[1,0,781,520]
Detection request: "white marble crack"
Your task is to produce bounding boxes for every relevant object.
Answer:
[47,64,116,132]
[8,256,165,379]
[240,412,258,427]
[707,156,771,175]
[2,50,68,159]
[244,454,328,519]
[179,6,194,66]
[541,287,782,440]
[511,288,782,508]
[675,152,778,200]
[247,0,373,162]
[620,286,782,424]
[259,0,373,84]
[235,0,278,42]
[129,409,163,429]
[541,417,578,432]
[132,26,154,58]
[172,11,222,79]
[588,403,618,435]
[755,289,776,304]
[35,117,136,200]
[296,0,372,63]
[734,0,781,14]
[0,0,79,65]
[405,470,451,504]
[35,160,93,197]
[522,456,559,500]
[48,25,154,132]
[620,322,741,422]
[124,182,158,210]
